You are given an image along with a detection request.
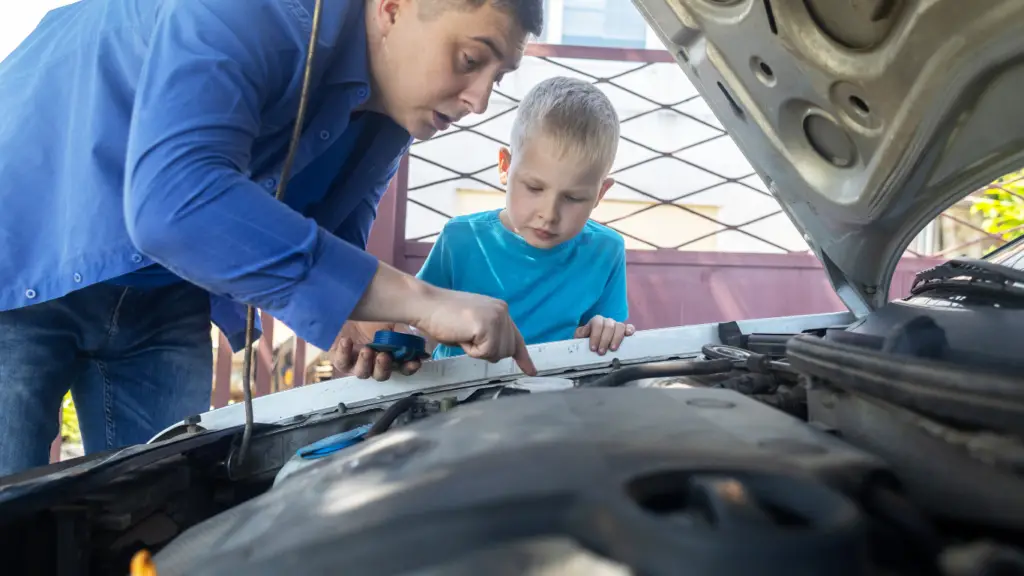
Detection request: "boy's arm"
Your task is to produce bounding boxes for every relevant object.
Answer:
[577,242,632,354]
[582,242,629,324]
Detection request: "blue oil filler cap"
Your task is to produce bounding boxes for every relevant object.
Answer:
[366,330,430,363]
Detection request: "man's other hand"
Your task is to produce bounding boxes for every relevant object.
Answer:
[347,262,535,376]
[330,322,423,382]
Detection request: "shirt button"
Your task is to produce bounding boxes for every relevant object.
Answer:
[131,254,143,263]
[73,273,83,283]
[264,178,276,189]
[25,289,37,299]
[319,130,330,140]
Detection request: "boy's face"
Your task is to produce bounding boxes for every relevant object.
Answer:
[368,0,527,141]
[498,134,615,249]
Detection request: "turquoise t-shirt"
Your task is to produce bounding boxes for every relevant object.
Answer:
[416,209,629,359]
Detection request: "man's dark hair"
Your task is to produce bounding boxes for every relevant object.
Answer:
[487,0,544,36]
[424,0,544,37]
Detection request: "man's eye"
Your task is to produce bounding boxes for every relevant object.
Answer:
[461,53,478,71]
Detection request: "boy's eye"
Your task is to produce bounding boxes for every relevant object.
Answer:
[565,196,586,203]
[526,184,543,193]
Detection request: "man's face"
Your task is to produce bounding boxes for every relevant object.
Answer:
[499,133,615,249]
[368,0,527,140]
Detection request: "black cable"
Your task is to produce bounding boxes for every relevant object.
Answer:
[365,395,421,438]
[579,358,735,388]
[237,0,324,468]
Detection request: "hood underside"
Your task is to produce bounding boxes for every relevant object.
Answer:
[631,0,1024,314]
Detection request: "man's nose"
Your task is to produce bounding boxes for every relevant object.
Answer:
[462,76,493,115]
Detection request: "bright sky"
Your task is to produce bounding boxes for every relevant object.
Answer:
[0,1,78,62]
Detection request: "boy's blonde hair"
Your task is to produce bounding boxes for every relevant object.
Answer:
[510,76,620,174]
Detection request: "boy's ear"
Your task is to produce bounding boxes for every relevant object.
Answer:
[498,147,512,186]
[597,177,615,202]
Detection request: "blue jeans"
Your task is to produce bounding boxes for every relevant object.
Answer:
[0,282,212,477]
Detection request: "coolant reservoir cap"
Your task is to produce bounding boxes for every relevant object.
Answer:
[511,377,575,392]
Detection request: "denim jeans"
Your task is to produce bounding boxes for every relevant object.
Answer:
[0,282,212,477]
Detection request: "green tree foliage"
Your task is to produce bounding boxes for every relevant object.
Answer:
[971,171,1024,245]
[61,391,81,444]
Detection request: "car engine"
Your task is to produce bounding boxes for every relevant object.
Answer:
[1,259,1023,575]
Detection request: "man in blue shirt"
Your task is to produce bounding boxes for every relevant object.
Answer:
[0,0,542,476]
[338,77,634,366]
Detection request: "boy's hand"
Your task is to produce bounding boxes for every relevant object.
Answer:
[575,316,636,355]
[330,322,423,382]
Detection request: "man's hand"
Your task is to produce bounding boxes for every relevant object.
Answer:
[348,262,536,376]
[413,292,537,376]
[575,316,635,355]
[329,322,423,381]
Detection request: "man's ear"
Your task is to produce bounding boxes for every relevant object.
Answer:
[597,177,615,202]
[498,147,512,186]
[372,0,403,35]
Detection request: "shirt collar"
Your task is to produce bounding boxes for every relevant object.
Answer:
[493,211,580,259]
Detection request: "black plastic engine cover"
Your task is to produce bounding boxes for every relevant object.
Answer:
[154,388,887,576]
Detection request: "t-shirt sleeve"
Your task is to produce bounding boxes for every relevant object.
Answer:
[416,225,453,290]
[582,239,629,324]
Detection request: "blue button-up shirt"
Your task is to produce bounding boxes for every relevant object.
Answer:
[0,0,412,351]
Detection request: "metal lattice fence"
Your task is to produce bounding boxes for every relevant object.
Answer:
[403,44,803,253]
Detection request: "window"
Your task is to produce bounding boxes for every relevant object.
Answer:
[561,0,647,49]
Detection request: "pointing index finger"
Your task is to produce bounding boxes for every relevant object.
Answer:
[511,327,537,376]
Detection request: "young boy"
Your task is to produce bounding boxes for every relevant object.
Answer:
[418,76,635,358]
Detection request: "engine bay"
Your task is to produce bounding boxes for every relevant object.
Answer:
[1,282,1023,575]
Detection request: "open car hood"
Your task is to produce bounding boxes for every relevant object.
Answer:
[631,0,1024,314]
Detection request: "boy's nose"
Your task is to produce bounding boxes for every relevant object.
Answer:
[538,199,559,225]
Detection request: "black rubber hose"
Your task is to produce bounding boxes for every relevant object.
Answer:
[365,395,421,438]
[786,334,1024,436]
[580,358,735,388]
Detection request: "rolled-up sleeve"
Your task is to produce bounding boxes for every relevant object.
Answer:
[123,0,377,350]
